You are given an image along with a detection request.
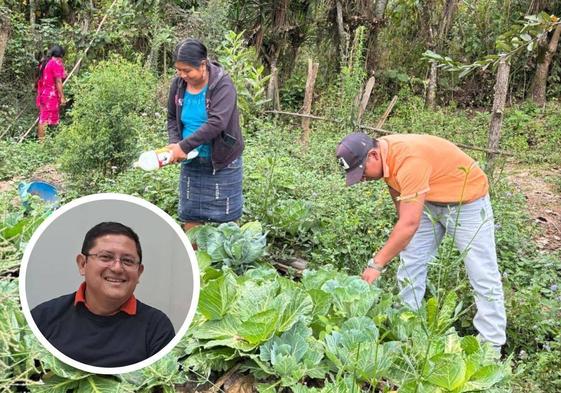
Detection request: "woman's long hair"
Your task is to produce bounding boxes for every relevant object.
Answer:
[36,44,65,84]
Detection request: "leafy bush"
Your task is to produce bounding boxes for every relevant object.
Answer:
[57,56,159,191]
[216,31,269,128]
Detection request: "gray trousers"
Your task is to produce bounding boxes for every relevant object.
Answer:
[397,195,507,347]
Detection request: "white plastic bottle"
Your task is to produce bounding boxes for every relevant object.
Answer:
[133,148,199,171]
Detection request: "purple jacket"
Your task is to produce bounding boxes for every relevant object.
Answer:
[167,62,244,170]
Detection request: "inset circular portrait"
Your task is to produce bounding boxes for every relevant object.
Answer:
[19,193,200,374]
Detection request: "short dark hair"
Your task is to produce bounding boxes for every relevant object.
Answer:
[81,222,142,263]
[173,38,208,67]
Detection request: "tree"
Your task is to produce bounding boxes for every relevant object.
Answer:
[422,0,459,109]
[0,11,10,74]
[487,54,510,175]
[530,21,561,105]
[330,0,389,75]
[231,0,313,108]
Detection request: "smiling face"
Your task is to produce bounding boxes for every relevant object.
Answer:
[76,234,144,312]
[175,60,207,88]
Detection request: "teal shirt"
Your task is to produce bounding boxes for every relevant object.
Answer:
[181,86,211,158]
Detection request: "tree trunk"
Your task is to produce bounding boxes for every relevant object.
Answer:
[426,61,438,109]
[531,23,561,106]
[29,0,36,29]
[365,0,389,75]
[0,14,10,74]
[487,55,510,175]
[438,0,459,43]
[60,0,77,25]
[335,1,348,64]
[267,46,281,110]
[423,0,458,109]
[254,25,264,59]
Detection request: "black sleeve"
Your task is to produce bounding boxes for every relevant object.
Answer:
[178,77,237,154]
[167,77,181,144]
[147,311,176,356]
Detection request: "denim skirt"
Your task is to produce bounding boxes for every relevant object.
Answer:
[178,157,243,223]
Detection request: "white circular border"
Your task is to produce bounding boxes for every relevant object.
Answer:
[19,193,200,375]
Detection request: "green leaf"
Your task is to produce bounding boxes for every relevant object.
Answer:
[275,287,314,332]
[240,221,263,237]
[191,315,241,340]
[182,347,237,377]
[76,375,129,393]
[461,336,481,355]
[426,297,438,330]
[238,308,279,345]
[307,288,332,318]
[198,271,238,320]
[1,217,28,239]
[28,375,80,393]
[425,353,467,391]
[260,322,310,364]
[39,354,90,380]
[462,365,507,391]
[235,279,280,321]
[196,250,212,272]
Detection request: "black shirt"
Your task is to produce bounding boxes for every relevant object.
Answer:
[31,293,175,367]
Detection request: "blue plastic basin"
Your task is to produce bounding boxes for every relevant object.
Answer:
[18,181,59,206]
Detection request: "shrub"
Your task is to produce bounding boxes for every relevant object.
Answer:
[216,31,269,128]
[57,56,159,191]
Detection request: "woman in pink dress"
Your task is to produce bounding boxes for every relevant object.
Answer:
[36,45,66,141]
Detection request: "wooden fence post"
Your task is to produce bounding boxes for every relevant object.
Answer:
[301,59,319,146]
[357,76,376,124]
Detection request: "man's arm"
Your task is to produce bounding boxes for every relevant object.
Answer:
[362,193,426,284]
[388,186,401,217]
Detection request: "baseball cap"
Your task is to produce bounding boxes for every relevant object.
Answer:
[336,132,374,186]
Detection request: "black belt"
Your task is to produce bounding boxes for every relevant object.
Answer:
[427,201,462,207]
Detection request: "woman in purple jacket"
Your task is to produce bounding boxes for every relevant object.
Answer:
[167,39,244,233]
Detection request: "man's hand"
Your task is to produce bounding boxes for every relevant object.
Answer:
[362,266,382,284]
[167,143,187,163]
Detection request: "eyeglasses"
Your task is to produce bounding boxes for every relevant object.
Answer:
[85,252,141,270]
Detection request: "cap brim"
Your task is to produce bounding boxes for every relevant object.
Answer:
[345,165,364,186]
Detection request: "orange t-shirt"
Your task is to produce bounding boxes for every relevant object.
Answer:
[379,134,488,203]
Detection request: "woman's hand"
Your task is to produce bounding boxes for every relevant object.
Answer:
[167,143,187,163]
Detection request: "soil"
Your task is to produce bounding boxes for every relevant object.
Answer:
[505,163,561,252]
[0,164,65,206]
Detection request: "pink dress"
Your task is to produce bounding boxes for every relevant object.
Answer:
[36,57,66,125]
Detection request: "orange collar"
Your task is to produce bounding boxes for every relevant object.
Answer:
[74,282,137,316]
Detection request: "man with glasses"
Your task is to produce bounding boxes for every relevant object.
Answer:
[336,132,506,354]
[31,222,175,367]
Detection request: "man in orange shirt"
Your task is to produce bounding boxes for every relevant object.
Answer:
[336,132,506,351]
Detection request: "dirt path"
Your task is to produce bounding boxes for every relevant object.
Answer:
[505,163,561,252]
